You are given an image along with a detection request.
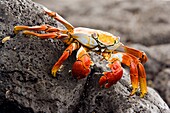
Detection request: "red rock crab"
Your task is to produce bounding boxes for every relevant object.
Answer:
[14,7,148,97]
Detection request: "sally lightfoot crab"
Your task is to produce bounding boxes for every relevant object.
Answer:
[14,7,148,97]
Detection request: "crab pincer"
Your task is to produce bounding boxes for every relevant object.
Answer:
[72,46,93,79]
[99,60,123,88]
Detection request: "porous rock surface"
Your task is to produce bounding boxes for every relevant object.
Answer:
[0,0,169,113]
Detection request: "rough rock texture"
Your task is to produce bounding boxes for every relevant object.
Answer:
[35,0,170,107]
[154,68,170,109]
[0,0,170,113]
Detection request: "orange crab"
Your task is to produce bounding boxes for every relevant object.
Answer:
[14,7,148,97]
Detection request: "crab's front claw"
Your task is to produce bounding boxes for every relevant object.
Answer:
[72,58,91,79]
[51,42,79,77]
[72,46,93,79]
[99,60,123,88]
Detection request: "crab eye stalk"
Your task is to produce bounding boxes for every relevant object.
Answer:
[114,40,117,44]
[92,32,98,39]
[115,37,120,44]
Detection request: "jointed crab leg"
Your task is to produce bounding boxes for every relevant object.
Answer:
[14,25,68,34]
[22,30,59,39]
[43,7,74,32]
[121,53,147,97]
[119,53,139,96]
[138,63,147,97]
[123,45,148,64]
[52,42,79,77]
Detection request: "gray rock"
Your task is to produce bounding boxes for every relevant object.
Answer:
[0,0,59,40]
[0,0,169,113]
[149,44,170,66]
[154,68,170,107]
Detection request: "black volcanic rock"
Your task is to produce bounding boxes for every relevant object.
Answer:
[0,0,169,113]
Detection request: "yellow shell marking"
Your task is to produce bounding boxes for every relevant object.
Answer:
[98,33,116,45]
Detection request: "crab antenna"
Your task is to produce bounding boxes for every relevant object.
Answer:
[43,7,74,32]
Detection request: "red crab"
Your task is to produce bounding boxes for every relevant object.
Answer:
[14,7,148,97]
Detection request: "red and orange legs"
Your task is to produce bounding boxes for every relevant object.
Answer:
[129,61,139,96]
[52,42,79,77]
[121,52,147,97]
[101,52,147,97]
[72,46,93,79]
[138,62,147,97]
[14,25,62,33]
[123,45,148,64]
[43,7,74,33]
[14,24,69,39]
[99,60,123,88]
[122,45,148,97]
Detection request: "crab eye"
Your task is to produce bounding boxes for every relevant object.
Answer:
[115,37,120,44]
[92,33,98,39]
[115,40,118,44]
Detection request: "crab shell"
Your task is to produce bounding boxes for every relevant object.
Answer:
[72,27,121,52]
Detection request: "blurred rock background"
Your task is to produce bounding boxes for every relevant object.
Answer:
[34,0,170,107]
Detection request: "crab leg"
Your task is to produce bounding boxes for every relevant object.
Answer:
[123,45,148,64]
[120,52,147,97]
[138,63,147,97]
[22,30,59,39]
[43,7,74,33]
[14,26,69,39]
[14,25,68,34]
[119,53,140,96]
[72,46,93,79]
[51,42,79,77]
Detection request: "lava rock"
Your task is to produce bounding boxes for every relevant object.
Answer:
[154,68,170,107]
[0,0,170,113]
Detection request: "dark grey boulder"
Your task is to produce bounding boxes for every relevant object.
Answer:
[154,68,170,109]
[0,0,169,113]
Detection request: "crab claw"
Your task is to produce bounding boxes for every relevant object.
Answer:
[51,42,79,77]
[72,46,93,79]
[72,57,91,79]
[99,60,123,88]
